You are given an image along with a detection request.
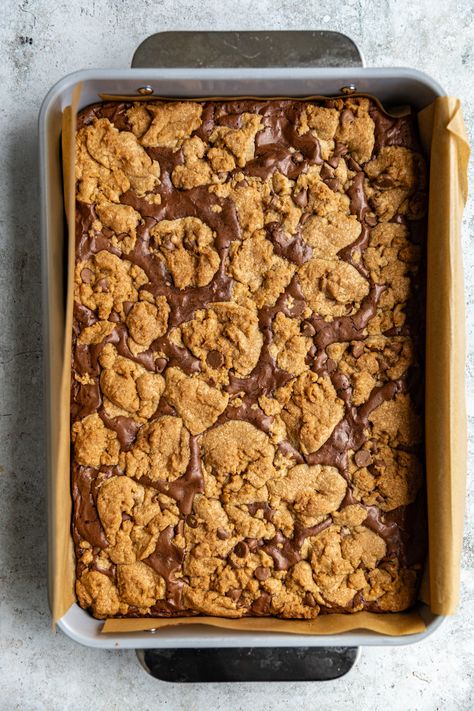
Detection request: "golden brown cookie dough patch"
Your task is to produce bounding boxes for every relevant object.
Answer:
[299,257,369,320]
[150,216,220,289]
[364,223,421,333]
[96,475,179,564]
[76,570,121,618]
[116,561,166,608]
[297,105,339,142]
[181,301,263,376]
[212,176,270,239]
[280,372,344,454]
[268,464,347,527]
[172,136,217,189]
[350,444,422,511]
[269,312,312,376]
[365,146,426,190]
[229,230,296,308]
[201,420,277,496]
[265,173,303,233]
[95,201,142,253]
[182,492,286,618]
[368,392,422,447]
[334,98,375,164]
[209,113,262,168]
[302,213,361,258]
[76,118,160,203]
[75,250,148,320]
[367,561,418,611]
[297,104,340,163]
[72,413,120,468]
[164,367,229,435]
[126,416,190,482]
[326,336,415,405]
[297,169,350,216]
[77,319,116,346]
[126,296,170,354]
[137,101,203,149]
[99,344,165,421]
[309,524,386,608]
[365,148,426,222]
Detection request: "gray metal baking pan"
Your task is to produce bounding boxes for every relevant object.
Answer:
[39,30,445,650]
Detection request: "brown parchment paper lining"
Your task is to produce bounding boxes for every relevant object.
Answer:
[51,85,81,629]
[53,90,469,636]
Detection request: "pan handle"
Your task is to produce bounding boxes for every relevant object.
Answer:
[131,30,364,69]
[136,646,360,682]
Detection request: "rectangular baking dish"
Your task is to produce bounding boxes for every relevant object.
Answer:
[40,35,448,649]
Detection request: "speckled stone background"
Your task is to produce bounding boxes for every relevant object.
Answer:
[1,0,473,708]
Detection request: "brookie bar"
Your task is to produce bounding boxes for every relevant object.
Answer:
[71,97,427,619]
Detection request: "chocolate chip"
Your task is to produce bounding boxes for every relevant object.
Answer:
[251,592,272,615]
[301,321,315,337]
[304,592,317,607]
[228,588,242,602]
[186,514,198,528]
[376,176,396,188]
[351,342,365,358]
[217,527,230,540]
[155,357,167,373]
[293,189,308,208]
[272,228,291,249]
[320,164,334,180]
[234,541,248,558]
[96,277,109,291]
[176,519,185,537]
[354,450,373,467]
[325,178,341,192]
[328,143,348,168]
[332,372,351,392]
[248,537,264,551]
[326,358,337,373]
[80,267,94,284]
[254,566,270,581]
[346,156,361,172]
[341,109,354,124]
[206,349,224,369]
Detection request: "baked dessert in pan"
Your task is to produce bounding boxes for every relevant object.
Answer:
[71,96,427,619]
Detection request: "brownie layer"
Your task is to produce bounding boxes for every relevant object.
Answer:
[72,97,427,619]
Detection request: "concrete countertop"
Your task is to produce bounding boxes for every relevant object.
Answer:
[1,0,473,708]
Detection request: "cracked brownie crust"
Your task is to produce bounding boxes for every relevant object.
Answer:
[72,97,427,619]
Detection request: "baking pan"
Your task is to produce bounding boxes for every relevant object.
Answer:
[40,31,448,650]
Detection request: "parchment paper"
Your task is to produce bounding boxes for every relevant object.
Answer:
[52,89,469,636]
[418,97,469,614]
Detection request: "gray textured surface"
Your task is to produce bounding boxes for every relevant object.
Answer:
[0,0,473,708]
